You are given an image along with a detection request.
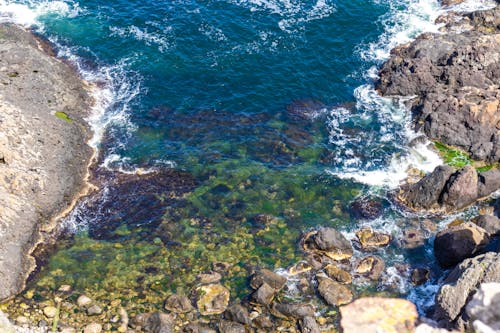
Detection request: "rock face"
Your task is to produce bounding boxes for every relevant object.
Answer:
[473,215,500,236]
[400,165,500,212]
[465,282,500,332]
[340,298,418,333]
[0,25,93,301]
[301,227,353,260]
[434,252,500,329]
[377,7,500,163]
[434,222,490,268]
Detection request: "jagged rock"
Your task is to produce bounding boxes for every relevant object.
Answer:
[350,197,384,220]
[271,303,315,319]
[434,252,500,328]
[411,268,430,285]
[196,284,230,316]
[465,282,500,332]
[299,316,320,333]
[302,227,353,260]
[250,269,286,291]
[441,166,479,210]
[355,256,385,280]
[224,304,251,325]
[340,298,418,333]
[324,264,352,284]
[218,321,245,333]
[164,294,193,313]
[355,228,391,251]
[473,215,500,236]
[317,275,353,306]
[434,222,490,268]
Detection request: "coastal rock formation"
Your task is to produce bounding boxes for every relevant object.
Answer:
[339,298,418,333]
[377,7,500,163]
[0,25,93,301]
[465,282,500,332]
[301,227,353,260]
[434,252,500,329]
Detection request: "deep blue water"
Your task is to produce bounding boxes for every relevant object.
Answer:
[3,0,484,316]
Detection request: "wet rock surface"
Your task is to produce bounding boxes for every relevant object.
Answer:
[355,228,391,251]
[301,227,353,260]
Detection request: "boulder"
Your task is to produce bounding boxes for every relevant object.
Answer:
[164,294,193,314]
[299,316,320,333]
[355,228,391,251]
[478,168,500,198]
[317,275,353,306]
[224,304,251,325]
[302,227,353,260]
[340,298,418,333]
[218,321,245,333]
[324,264,352,284]
[250,269,286,291]
[465,282,500,332]
[473,215,500,236]
[350,197,384,220]
[196,284,230,316]
[434,252,500,328]
[355,256,385,280]
[252,282,276,306]
[440,166,479,210]
[271,303,315,319]
[144,312,174,333]
[434,222,489,268]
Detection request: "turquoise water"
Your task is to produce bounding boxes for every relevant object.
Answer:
[3,0,482,318]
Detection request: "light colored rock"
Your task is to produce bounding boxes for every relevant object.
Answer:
[43,306,58,318]
[77,295,93,308]
[340,297,418,333]
[87,304,103,316]
[196,284,230,316]
[83,323,102,333]
[0,310,15,333]
[466,282,500,332]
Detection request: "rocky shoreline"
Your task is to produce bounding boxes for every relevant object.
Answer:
[1,1,500,333]
[0,24,94,302]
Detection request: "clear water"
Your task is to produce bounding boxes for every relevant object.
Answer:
[1,0,494,319]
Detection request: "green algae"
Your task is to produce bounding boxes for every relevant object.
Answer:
[54,111,72,123]
[434,141,472,168]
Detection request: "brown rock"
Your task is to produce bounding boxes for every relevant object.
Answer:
[317,276,353,306]
[196,284,230,316]
[271,303,315,319]
[164,294,193,314]
[401,228,426,249]
[324,264,352,284]
[302,227,353,260]
[411,268,430,285]
[250,269,286,291]
[355,256,386,280]
[356,228,391,251]
[252,282,276,306]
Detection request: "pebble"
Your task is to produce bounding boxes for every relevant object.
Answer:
[58,285,72,293]
[77,295,93,308]
[15,315,29,325]
[43,306,58,318]
[59,327,77,333]
[87,304,103,316]
[83,323,102,333]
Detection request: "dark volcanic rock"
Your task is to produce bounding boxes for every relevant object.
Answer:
[350,197,384,220]
[434,252,500,329]
[434,222,490,268]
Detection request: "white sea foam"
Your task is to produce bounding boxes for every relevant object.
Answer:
[109,25,173,53]
[0,0,81,26]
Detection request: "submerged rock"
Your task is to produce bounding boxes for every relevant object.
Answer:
[401,228,426,249]
[355,228,391,251]
[302,227,353,260]
[434,252,500,329]
[434,222,490,268]
[224,304,251,325]
[350,197,384,220]
[164,294,194,314]
[196,284,230,316]
[252,282,276,306]
[144,312,174,333]
[340,298,418,333]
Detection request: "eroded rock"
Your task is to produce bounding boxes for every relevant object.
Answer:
[302,227,353,260]
[355,228,391,251]
[196,284,230,316]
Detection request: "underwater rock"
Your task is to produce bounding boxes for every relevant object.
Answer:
[164,294,194,314]
[77,295,93,308]
[350,197,384,220]
[401,228,426,249]
[252,282,277,306]
[434,252,500,329]
[196,284,230,316]
[324,264,352,284]
[271,303,315,319]
[434,222,490,268]
[197,271,222,284]
[473,215,500,237]
[340,298,418,333]
[286,99,326,121]
[302,227,353,260]
[83,323,103,333]
[218,320,245,333]
[250,269,287,291]
[224,304,251,325]
[355,256,385,280]
[465,282,500,332]
[299,316,320,333]
[87,305,103,316]
[411,268,430,285]
[355,228,391,251]
[144,312,174,333]
[316,274,353,306]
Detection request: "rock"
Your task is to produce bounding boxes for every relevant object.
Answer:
[224,304,251,325]
[473,215,500,236]
[197,271,222,284]
[478,168,500,197]
[302,227,353,260]
[164,294,193,313]
[250,269,286,291]
[355,256,385,280]
[299,316,320,333]
[15,316,29,325]
[0,310,15,333]
[77,295,93,308]
[340,298,418,333]
[83,323,103,333]
[401,228,426,249]
[87,304,103,316]
[218,321,245,333]
[144,312,174,333]
[43,306,58,318]
[272,303,315,319]
[434,222,489,268]
[196,284,230,316]
[355,228,391,251]
[60,327,77,333]
[411,268,430,285]
[350,197,384,220]
[324,264,352,284]
[440,166,479,210]
[252,282,276,306]
[317,275,353,306]
[415,323,459,333]
[58,285,72,293]
[465,282,500,332]
[434,252,500,327]
[399,165,455,210]
[253,315,274,329]
[287,261,312,275]
[183,323,217,333]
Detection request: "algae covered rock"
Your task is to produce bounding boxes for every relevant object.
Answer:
[355,228,391,251]
[324,264,352,284]
[250,269,287,291]
[302,227,353,260]
[355,256,385,280]
[164,294,193,313]
[340,297,418,333]
[196,284,230,316]
[316,274,353,306]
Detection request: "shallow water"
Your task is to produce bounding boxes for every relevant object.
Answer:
[1,0,497,322]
